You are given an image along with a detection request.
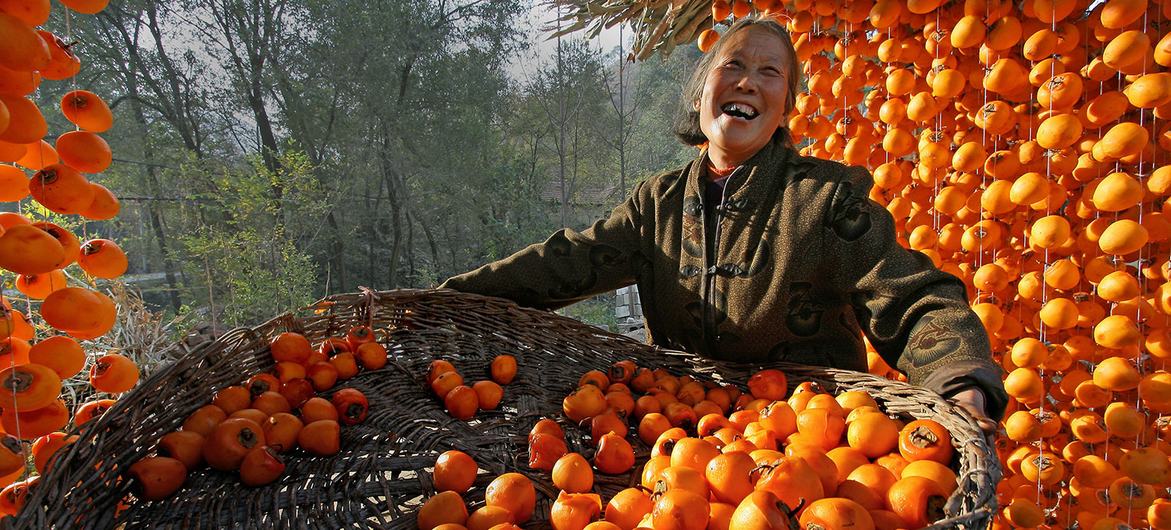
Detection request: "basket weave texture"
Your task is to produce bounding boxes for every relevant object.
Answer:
[13,289,1000,529]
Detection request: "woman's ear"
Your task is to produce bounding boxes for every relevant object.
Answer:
[692,99,700,112]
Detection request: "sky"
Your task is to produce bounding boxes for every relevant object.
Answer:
[507,3,626,81]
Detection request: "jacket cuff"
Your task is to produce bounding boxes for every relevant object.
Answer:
[917,359,1009,422]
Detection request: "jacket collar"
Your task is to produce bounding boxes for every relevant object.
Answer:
[684,137,795,212]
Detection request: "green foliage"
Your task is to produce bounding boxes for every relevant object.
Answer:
[60,0,696,331]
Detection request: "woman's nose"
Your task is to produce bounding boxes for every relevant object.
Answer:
[734,74,757,92]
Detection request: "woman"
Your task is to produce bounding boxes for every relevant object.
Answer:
[441,17,1006,430]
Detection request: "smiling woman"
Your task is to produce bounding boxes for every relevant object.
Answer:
[440,15,1007,429]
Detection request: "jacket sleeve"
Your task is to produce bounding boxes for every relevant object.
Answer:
[822,165,1008,421]
[438,180,648,311]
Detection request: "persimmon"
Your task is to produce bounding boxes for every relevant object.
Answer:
[705,451,756,505]
[431,370,463,398]
[55,131,111,174]
[662,401,697,430]
[0,338,29,368]
[669,437,720,473]
[208,385,249,416]
[27,335,84,379]
[30,430,74,475]
[80,182,118,220]
[28,164,93,215]
[589,411,627,443]
[318,337,349,356]
[799,498,874,530]
[203,417,265,471]
[551,491,603,530]
[418,490,468,529]
[1,397,66,439]
[75,239,127,279]
[279,378,314,408]
[0,362,60,411]
[229,408,268,425]
[36,30,80,80]
[0,435,19,475]
[434,450,477,494]
[755,456,825,511]
[128,456,186,501]
[428,359,456,384]
[159,430,205,471]
[307,361,339,391]
[260,412,302,453]
[0,95,45,146]
[40,287,110,333]
[355,341,387,371]
[250,391,291,417]
[300,397,338,423]
[90,353,139,394]
[898,419,953,464]
[445,385,478,420]
[274,361,306,384]
[901,460,958,495]
[846,412,899,458]
[609,360,636,384]
[297,419,339,456]
[485,473,536,522]
[182,404,227,437]
[329,352,359,380]
[239,446,285,487]
[528,431,568,471]
[0,164,27,201]
[594,431,635,474]
[467,506,514,530]
[746,369,788,400]
[58,90,112,132]
[0,224,65,274]
[887,476,946,527]
[331,388,368,425]
[529,418,564,441]
[605,390,635,417]
[579,369,610,391]
[269,332,311,364]
[563,384,607,422]
[344,325,374,351]
[652,489,709,530]
[550,452,593,493]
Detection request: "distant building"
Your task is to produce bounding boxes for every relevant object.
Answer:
[615,284,644,336]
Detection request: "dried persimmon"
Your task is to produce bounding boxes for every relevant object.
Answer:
[0,15,48,77]
[0,224,65,274]
[14,269,66,299]
[60,90,112,132]
[1,397,67,439]
[55,131,111,174]
[89,353,138,394]
[15,139,57,171]
[77,239,127,279]
[31,431,76,474]
[28,164,93,215]
[0,362,61,410]
[0,434,21,475]
[35,30,79,80]
[0,164,27,201]
[79,182,118,220]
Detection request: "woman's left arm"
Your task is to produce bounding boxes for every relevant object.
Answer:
[822,165,1008,423]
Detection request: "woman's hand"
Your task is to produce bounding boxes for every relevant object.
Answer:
[951,387,999,435]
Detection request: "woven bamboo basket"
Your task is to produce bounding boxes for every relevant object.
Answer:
[12,289,1000,529]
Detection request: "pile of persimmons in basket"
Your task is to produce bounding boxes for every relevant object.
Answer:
[416,359,963,530]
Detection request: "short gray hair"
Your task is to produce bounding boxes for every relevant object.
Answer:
[672,16,801,147]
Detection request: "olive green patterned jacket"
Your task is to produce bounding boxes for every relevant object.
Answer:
[441,137,1008,420]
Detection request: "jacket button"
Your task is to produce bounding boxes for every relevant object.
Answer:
[680,265,700,278]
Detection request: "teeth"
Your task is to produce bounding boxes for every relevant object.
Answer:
[721,103,758,118]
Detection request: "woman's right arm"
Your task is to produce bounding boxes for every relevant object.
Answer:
[439,180,650,310]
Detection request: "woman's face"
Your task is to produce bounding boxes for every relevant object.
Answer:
[697,27,792,167]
